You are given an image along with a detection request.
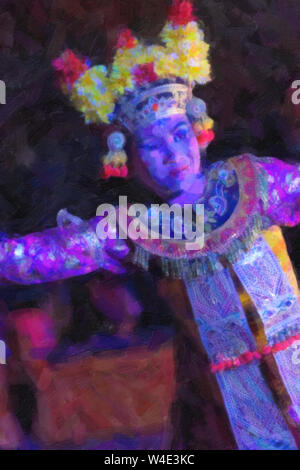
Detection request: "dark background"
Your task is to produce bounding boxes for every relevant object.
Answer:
[0,0,299,447]
[0,0,299,271]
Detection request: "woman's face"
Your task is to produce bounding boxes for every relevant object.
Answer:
[133,114,200,198]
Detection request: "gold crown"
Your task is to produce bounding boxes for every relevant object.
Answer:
[53,1,211,131]
[116,81,192,132]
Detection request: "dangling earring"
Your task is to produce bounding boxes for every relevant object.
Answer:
[187,97,215,150]
[101,131,128,179]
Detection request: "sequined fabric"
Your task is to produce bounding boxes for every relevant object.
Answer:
[254,156,300,227]
[233,235,300,422]
[184,267,297,450]
[0,219,103,284]
[0,217,129,285]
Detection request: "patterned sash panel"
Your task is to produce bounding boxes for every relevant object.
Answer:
[233,233,300,424]
[184,268,297,450]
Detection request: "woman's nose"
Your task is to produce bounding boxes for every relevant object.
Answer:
[163,138,181,164]
[163,148,182,164]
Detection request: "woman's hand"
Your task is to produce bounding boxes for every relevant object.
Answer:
[56,208,129,274]
[56,208,130,275]
[101,237,130,274]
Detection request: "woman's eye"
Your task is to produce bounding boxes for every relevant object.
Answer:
[174,129,188,142]
[141,143,160,152]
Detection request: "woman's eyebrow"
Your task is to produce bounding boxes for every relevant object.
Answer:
[172,121,188,132]
[135,133,156,145]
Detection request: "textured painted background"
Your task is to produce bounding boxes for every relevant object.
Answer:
[0,0,300,447]
[0,0,299,268]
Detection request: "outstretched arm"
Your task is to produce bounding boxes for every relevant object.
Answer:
[0,214,129,285]
[255,156,300,227]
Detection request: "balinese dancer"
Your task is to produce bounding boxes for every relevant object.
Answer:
[0,0,300,450]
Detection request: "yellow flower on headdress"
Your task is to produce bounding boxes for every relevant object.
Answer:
[71,65,114,124]
[53,1,213,125]
[154,52,181,78]
[161,21,202,46]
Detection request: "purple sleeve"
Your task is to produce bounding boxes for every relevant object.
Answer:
[254,156,300,227]
[0,217,129,285]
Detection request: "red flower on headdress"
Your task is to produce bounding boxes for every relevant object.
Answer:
[196,129,215,147]
[116,29,137,50]
[133,62,158,86]
[168,0,195,26]
[52,49,89,90]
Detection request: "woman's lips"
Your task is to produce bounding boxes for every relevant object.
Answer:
[169,165,189,177]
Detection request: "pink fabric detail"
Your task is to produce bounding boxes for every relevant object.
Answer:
[210,334,300,373]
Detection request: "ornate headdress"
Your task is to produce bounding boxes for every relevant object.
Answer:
[53,0,214,178]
